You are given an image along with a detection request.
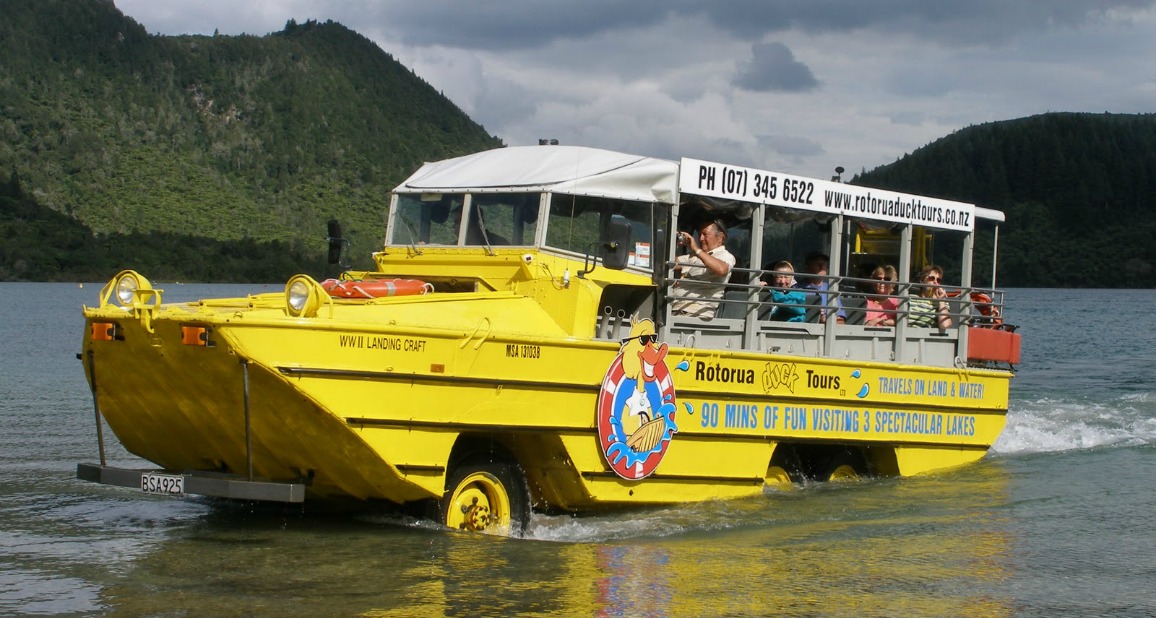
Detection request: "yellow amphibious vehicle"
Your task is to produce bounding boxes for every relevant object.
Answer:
[78,145,1021,535]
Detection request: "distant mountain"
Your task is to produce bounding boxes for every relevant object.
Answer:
[0,0,501,277]
[3,1,1154,287]
[855,112,1156,287]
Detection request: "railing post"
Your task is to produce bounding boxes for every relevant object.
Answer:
[823,215,845,358]
[957,232,975,363]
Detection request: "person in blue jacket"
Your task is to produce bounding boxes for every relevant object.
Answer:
[760,260,807,322]
[792,251,846,323]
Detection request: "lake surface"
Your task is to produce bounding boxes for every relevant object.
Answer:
[2,283,1154,616]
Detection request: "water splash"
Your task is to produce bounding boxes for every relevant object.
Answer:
[993,393,1156,455]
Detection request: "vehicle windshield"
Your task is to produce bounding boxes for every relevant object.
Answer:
[389,193,464,246]
[389,192,543,246]
[390,191,659,269]
[468,193,539,246]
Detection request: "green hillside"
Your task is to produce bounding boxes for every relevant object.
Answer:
[0,169,320,282]
[855,112,1156,287]
[3,2,1155,287]
[0,0,501,277]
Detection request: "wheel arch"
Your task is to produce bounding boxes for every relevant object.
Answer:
[447,433,521,469]
[770,441,899,482]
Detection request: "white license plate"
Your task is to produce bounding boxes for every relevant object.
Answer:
[141,472,185,496]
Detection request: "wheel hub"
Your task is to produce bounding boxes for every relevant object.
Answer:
[445,472,511,534]
[460,496,493,531]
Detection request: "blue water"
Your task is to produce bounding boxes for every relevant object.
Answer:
[2,284,1154,616]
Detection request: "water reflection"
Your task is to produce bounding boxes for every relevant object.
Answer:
[62,462,1015,617]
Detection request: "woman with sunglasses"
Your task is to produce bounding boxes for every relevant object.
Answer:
[864,265,899,326]
[907,264,952,328]
[883,265,898,295]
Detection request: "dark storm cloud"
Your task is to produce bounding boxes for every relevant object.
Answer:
[732,42,818,92]
[361,1,675,50]
[369,0,1156,50]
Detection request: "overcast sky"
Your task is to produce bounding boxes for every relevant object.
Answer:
[115,0,1156,180]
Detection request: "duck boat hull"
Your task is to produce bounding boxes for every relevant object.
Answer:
[78,145,1019,534]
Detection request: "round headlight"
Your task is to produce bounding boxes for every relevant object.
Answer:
[285,275,324,318]
[110,271,152,307]
[287,279,311,314]
[116,275,139,306]
[99,271,154,310]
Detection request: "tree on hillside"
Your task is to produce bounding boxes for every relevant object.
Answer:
[0,0,503,275]
[855,112,1156,288]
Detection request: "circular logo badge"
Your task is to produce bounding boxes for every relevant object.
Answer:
[596,348,678,480]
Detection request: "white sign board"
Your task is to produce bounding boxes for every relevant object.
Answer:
[678,158,975,232]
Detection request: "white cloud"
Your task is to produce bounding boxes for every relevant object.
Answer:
[114,0,1156,179]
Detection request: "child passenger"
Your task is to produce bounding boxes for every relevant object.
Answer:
[760,260,807,322]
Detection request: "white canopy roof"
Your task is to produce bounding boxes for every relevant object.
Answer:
[394,145,998,232]
[394,145,679,204]
[975,206,1006,222]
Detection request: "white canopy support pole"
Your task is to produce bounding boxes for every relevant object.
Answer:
[990,225,1000,290]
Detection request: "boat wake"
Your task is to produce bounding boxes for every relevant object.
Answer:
[993,392,1156,455]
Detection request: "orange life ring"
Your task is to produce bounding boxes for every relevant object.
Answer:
[321,278,433,299]
[971,292,1002,324]
[948,290,1002,326]
[947,291,1003,325]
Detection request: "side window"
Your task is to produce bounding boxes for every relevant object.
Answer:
[757,207,827,281]
[546,196,654,268]
[676,199,752,278]
[617,201,655,269]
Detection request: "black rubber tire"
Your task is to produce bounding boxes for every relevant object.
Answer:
[817,449,868,482]
[438,460,531,536]
[766,444,806,487]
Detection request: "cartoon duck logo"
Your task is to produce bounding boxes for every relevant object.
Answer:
[596,318,678,480]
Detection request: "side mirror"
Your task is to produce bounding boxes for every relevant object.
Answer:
[327,219,350,268]
[327,220,343,264]
[602,214,631,270]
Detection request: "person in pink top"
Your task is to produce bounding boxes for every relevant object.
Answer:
[864,264,900,326]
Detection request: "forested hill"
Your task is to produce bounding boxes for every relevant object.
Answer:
[4,2,1156,287]
[854,113,1156,287]
[0,0,501,279]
